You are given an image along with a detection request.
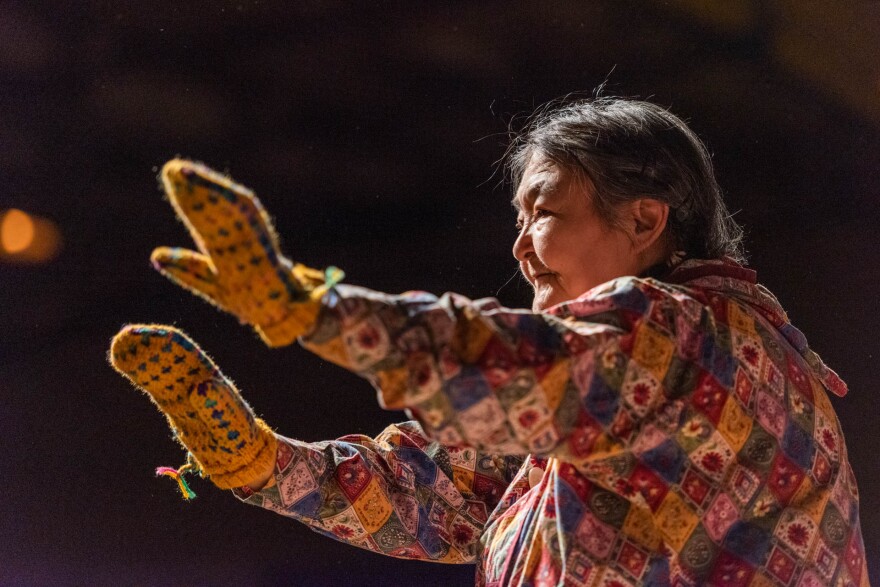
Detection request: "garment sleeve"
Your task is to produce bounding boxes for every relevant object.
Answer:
[233,421,525,562]
[300,279,709,460]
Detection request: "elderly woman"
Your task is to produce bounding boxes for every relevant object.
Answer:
[110,98,866,586]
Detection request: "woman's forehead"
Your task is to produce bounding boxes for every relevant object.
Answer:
[512,154,559,211]
[523,152,557,176]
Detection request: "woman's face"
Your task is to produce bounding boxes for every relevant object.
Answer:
[512,152,641,311]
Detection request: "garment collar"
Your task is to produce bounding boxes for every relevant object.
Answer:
[667,258,847,397]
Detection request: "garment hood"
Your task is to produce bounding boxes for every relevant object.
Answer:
[667,258,847,398]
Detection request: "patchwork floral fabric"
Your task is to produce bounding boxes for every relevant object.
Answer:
[236,421,524,562]
[235,259,867,586]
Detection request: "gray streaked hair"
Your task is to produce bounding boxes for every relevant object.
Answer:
[506,97,746,264]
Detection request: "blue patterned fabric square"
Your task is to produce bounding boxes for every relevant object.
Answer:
[445,366,492,411]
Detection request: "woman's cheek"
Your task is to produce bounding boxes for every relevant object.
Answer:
[532,229,551,262]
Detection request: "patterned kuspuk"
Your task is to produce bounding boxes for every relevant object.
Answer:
[118,161,866,586]
[235,259,866,586]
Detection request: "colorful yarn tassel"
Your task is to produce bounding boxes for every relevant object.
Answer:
[324,266,344,288]
[156,461,198,500]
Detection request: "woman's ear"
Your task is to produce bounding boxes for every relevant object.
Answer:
[627,198,669,255]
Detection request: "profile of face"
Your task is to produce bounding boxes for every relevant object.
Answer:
[512,152,669,311]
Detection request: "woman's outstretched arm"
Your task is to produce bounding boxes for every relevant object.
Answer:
[234,421,525,562]
[109,324,524,561]
[300,277,710,461]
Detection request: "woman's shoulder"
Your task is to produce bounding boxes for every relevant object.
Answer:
[551,272,714,324]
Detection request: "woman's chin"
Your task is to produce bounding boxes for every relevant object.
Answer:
[531,286,564,312]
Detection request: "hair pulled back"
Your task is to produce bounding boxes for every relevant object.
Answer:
[506,97,745,263]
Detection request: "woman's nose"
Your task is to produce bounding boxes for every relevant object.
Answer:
[512,226,533,262]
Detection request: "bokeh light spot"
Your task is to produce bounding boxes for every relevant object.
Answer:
[0,208,62,263]
[1,208,35,253]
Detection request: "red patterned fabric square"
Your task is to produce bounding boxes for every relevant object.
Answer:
[733,367,755,408]
[517,338,554,380]
[563,329,592,355]
[478,337,518,389]
[680,468,712,508]
[768,453,806,505]
[616,540,649,579]
[567,413,602,458]
[767,546,797,585]
[629,464,669,512]
[276,440,295,472]
[812,452,832,485]
[534,548,564,587]
[559,462,594,497]
[335,458,371,500]
[844,530,865,584]
[649,300,674,332]
[786,357,813,401]
[473,472,507,504]
[692,371,728,425]
[796,570,826,587]
[708,551,754,587]
[610,409,635,442]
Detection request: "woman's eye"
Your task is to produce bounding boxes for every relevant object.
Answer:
[515,209,549,230]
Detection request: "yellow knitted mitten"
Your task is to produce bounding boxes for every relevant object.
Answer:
[151,159,343,347]
[109,324,277,492]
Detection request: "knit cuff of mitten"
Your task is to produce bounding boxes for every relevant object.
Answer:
[255,266,343,347]
[203,419,278,490]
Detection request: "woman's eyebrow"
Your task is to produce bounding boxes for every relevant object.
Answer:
[511,181,544,211]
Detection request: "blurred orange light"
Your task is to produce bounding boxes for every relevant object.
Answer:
[1,208,35,253]
[0,208,62,263]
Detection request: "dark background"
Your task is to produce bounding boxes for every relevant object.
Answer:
[1,1,878,585]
